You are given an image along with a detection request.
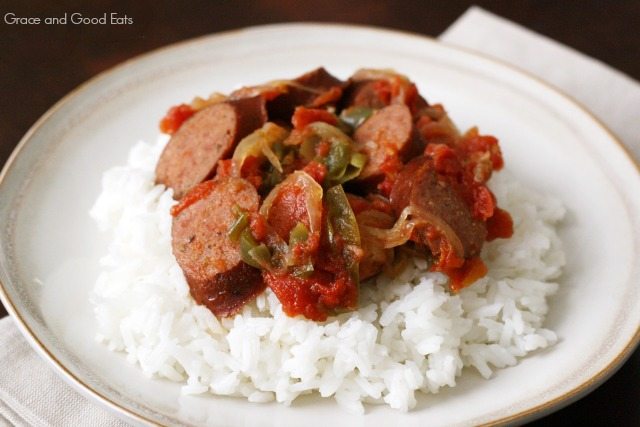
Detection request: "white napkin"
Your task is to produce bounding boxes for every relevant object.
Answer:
[2,7,639,426]
[0,317,128,426]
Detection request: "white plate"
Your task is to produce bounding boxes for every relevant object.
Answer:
[1,23,639,426]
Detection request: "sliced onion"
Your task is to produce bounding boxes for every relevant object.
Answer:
[228,80,290,100]
[350,68,414,105]
[351,68,410,83]
[230,79,326,101]
[358,204,465,259]
[190,92,227,110]
[232,123,289,174]
[359,207,419,249]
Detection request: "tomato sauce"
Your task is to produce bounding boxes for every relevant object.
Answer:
[310,86,343,108]
[249,214,268,241]
[266,183,310,240]
[170,180,217,217]
[302,161,327,184]
[163,68,517,320]
[377,156,404,197]
[159,103,195,135]
[443,257,489,292]
[417,133,513,290]
[264,225,357,321]
[265,267,355,321]
[486,207,514,241]
[239,155,264,190]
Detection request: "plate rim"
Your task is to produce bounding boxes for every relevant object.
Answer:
[1,22,639,426]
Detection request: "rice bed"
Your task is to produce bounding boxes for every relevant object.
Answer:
[89,136,565,413]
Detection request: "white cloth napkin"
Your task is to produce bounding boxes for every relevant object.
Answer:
[0,317,128,426]
[2,7,639,426]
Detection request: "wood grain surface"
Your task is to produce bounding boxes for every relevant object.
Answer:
[0,1,638,425]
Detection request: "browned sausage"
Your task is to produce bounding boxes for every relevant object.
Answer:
[390,156,487,260]
[172,177,265,317]
[267,67,345,121]
[353,104,418,184]
[414,104,460,147]
[342,80,389,110]
[155,96,267,199]
[342,78,428,113]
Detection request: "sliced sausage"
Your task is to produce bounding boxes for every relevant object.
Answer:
[353,104,418,184]
[390,156,487,260]
[172,177,265,317]
[342,77,429,113]
[156,96,267,199]
[414,104,460,147]
[267,67,345,122]
[342,80,389,110]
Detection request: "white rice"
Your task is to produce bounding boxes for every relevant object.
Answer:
[89,135,565,413]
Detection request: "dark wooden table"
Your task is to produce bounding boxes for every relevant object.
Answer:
[1,1,638,425]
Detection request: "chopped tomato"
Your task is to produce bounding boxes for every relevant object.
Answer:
[377,156,404,197]
[310,86,343,107]
[292,106,338,130]
[486,207,514,241]
[264,272,326,320]
[249,214,268,241]
[472,185,495,221]
[445,257,489,292]
[425,143,460,175]
[159,103,195,135]
[264,244,357,321]
[267,184,310,240]
[459,130,504,171]
[240,155,263,189]
[302,161,328,184]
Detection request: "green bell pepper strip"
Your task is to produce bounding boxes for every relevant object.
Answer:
[325,185,361,282]
[339,106,374,130]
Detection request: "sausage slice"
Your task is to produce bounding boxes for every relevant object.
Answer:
[156,96,267,199]
[343,80,389,110]
[390,156,487,260]
[353,104,417,184]
[342,77,428,113]
[172,177,265,317]
[268,67,345,121]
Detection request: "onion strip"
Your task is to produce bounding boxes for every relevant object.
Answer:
[357,205,464,259]
[232,123,289,175]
